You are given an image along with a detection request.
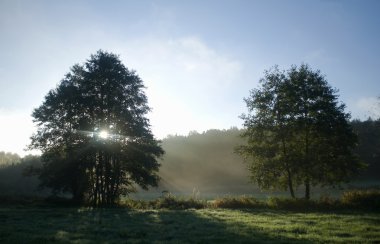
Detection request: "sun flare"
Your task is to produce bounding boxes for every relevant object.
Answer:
[99,130,109,139]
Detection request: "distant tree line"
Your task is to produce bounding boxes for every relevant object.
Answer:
[0,152,20,166]
[0,154,42,196]
[157,128,250,194]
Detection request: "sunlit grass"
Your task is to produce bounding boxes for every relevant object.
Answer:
[0,207,379,243]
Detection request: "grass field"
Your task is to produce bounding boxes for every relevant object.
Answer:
[1,206,379,243]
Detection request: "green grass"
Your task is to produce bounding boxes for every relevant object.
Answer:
[0,206,379,243]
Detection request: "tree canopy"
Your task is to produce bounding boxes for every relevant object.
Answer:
[29,50,164,205]
[237,64,363,199]
[351,118,380,180]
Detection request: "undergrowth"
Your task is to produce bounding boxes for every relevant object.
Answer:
[121,195,206,210]
[210,196,263,209]
[2,189,380,211]
[117,188,380,211]
[340,189,380,210]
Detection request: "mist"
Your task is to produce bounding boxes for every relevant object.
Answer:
[0,154,42,197]
[157,128,250,194]
[1,119,379,199]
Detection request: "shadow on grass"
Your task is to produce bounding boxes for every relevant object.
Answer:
[0,207,309,243]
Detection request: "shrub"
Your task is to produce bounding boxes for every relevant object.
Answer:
[267,197,311,210]
[211,196,262,209]
[119,195,206,210]
[266,197,339,211]
[152,195,205,210]
[341,189,380,210]
[120,199,150,209]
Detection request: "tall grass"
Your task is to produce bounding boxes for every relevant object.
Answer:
[121,195,206,210]
[210,196,263,209]
[3,189,379,211]
[341,189,380,210]
[122,189,380,211]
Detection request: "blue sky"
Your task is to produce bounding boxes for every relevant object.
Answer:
[0,0,379,155]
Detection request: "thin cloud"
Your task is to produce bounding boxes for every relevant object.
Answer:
[355,97,380,120]
[117,36,243,138]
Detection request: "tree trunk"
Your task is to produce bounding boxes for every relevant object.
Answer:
[71,177,84,204]
[281,136,295,199]
[287,170,296,199]
[304,179,310,200]
[72,187,81,203]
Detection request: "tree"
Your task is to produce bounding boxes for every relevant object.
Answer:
[351,118,380,180]
[237,64,362,199]
[29,50,164,205]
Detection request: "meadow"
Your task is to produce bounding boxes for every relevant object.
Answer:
[1,204,379,243]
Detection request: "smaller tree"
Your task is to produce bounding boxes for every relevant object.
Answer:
[237,64,362,199]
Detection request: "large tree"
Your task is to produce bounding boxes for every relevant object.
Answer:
[30,50,164,205]
[237,64,362,199]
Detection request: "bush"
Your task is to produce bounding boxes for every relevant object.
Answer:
[266,196,340,211]
[151,195,205,210]
[341,189,380,210]
[120,196,206,210]
[211,196,262,209]
[120,199,150,209]
[267,197,312,210]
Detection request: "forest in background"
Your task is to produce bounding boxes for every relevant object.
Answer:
[156,127,250,194]
[0,118,379,198]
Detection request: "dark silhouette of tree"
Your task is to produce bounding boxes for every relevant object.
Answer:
[351,118,380,180]
[29,50,164,205]
[237,64,362,199]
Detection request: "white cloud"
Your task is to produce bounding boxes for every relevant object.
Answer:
[116,36,243,138]
[121,36,242,88]
[354,97,380,120]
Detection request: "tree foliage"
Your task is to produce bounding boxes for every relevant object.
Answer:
[351,118,380,180]
[237,64,362,199]
[29,50,164,205]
